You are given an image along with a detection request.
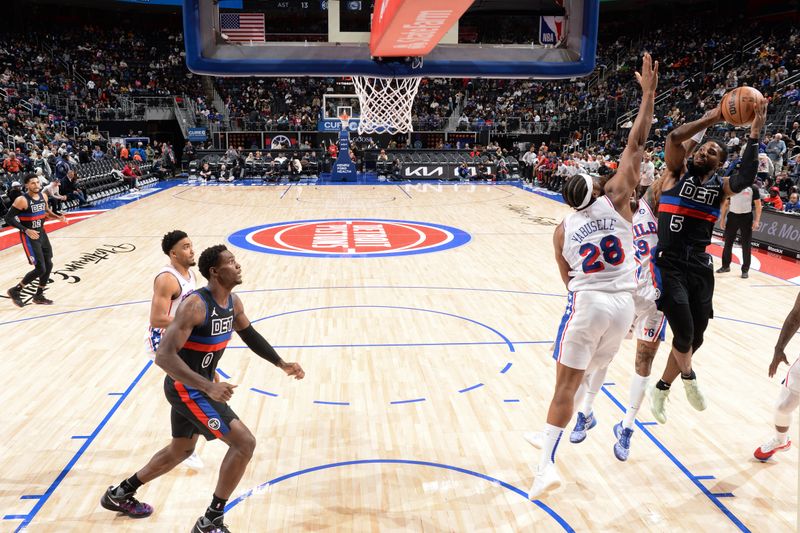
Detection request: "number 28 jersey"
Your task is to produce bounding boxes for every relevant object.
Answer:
[561,195,637,293]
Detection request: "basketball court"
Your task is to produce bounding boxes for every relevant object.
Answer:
[1,181,797,532]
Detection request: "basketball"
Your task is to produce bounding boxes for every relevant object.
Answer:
[720,86,764,126]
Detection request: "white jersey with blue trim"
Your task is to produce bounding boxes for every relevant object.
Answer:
[144,266,197,356]
[561,195,637,293]
[633,198,660,300]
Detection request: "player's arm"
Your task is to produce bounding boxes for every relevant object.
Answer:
[232,294,305,379]
[156,294,235,401]
[552,222,571,289]
[770,292,800,377]
[4,195,39,240]
[723,98,767,197]
[753,188,762,229]
[149,272,181,329]
[606,52,658,212]
[719,198,729,230]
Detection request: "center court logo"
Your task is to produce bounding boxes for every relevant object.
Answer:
[228,218,471,258]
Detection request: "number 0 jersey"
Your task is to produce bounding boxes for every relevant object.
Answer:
[170,287,235,381]
[561,195,637,293]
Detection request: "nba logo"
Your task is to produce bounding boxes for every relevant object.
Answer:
[539,16,565,45]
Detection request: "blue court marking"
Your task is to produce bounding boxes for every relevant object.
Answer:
[603,382,615,386]
[639,421,658,426]
[600,386,750,532]
[107,392,123,396]
[695,475,716,480]
[229,340,549,351]
[4,515,26,520]
[216,368,231,379]
[390,398,426,405]
[397,185,412,199]
[458,383,484,394]
[8,360,153,533]
[19,495,42,500]
[500,362,512,374]
[503,399,520,403]
[225,459,574,532]
[0,299,149,327]
[250,387,279,397]
[715,315,782,330]
[70,436,90,440]
[713,493,736,498]
[314,400,350,406]
[249,305,515,353]
[279,184,292,199]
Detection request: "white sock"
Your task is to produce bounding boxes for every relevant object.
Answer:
[581,391,598,417]
[623,374,650,429]
[776,430,789,444]
[539,423,565,470]
[581,366,608,415]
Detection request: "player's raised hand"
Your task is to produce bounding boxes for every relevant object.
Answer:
[207,381,237,402]
[635,52,659,94]
[751,96,768,137]
[769,348,789,378]
[280,361,305,380]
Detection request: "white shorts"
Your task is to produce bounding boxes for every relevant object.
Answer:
[633,289,666,343]
[553,290,635,371]
[144,327,164,361]
[784,356,800,394]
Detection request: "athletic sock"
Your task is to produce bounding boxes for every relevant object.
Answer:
[539,423,565,470]
[119,473,143,494]
[623,374,650,429]
[681,369,697,380]
[776,430,789,445]
[580,390,598,419]
[656,379,671,391]
[205,494,227,521]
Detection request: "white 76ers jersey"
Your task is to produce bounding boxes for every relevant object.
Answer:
[633,198,660,300]
[145,266,197,356]
[562,196,637,293]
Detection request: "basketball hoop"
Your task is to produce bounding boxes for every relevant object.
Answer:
[352,75,422,135]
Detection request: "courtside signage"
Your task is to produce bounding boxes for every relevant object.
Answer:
[228,218,471,258]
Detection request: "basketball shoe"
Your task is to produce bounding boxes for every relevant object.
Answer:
[682,376,707,411]
[192,515,231,533]
[32,293,53,305]
[528,462,561,500]
[183,451,204,470]
[754,436,792,461]
[613,422,634,462]
[7,286,24,307]
[649,385,670,424]
[569,412,597,443]
[100,486,153,518]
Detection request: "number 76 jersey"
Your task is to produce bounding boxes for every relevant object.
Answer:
[561,195,638,293]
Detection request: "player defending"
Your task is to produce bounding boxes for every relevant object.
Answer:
[753,291,800,461]
[528,53,658,499]
[145,229,204,469]
[648,96,767,423]
[5,173,65,306]
[101,244,305,532]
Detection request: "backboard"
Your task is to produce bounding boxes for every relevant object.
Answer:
[183,0,599,79]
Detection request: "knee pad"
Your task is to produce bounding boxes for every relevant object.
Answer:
[774,387,800,427]
[671,331,693,354]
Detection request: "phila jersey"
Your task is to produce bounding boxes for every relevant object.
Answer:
[562,195,637,293]
[633,198,660,300]
[145,266,197,357]
[171,287,235,381]
[657,170,723,251]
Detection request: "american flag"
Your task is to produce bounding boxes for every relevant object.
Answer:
[219,13,265,42]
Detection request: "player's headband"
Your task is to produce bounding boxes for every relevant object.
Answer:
[578,173,594,210]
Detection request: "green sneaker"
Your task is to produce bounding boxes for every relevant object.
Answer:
[649,385,670,424]
[682,375,707,411]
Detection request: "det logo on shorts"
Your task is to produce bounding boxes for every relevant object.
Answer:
[228,218,471,258]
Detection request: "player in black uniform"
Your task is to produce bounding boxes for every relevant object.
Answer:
[4,173,65,306]
[648,98,767,424]
[101,244,305,532]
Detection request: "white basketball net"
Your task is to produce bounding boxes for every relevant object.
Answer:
[352,76,422,135]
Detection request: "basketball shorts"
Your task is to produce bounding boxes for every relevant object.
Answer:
[633,286,666,343]
[784,356,800,395]
[20,230,51,266]
[164,376,239,440]
[553,290,635,371]
[144,327,164,360]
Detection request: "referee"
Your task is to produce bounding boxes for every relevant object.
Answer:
[716,183,762,279]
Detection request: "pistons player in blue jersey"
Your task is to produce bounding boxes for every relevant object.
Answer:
[648,96,767,423]
[101,244,305,533]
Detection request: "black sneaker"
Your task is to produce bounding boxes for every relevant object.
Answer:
[192,515,231,533]
[7,286,24,307]
[715,266,730,273]
[741,271,749,279]
[32,293,53,305]
[100,486,154,518]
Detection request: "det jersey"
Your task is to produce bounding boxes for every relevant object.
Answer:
[633,198,660,297]
[657,170,723,251]
[173,287,235,381]
[18,193,47,231]
[562,195,637,293]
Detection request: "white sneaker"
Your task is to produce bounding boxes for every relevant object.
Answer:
[183,451,204,470]
[754,436,792,461]
[528,462,561,500]
[649,385,670,424]
[523,431,544,449]
[682,376,707,411]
